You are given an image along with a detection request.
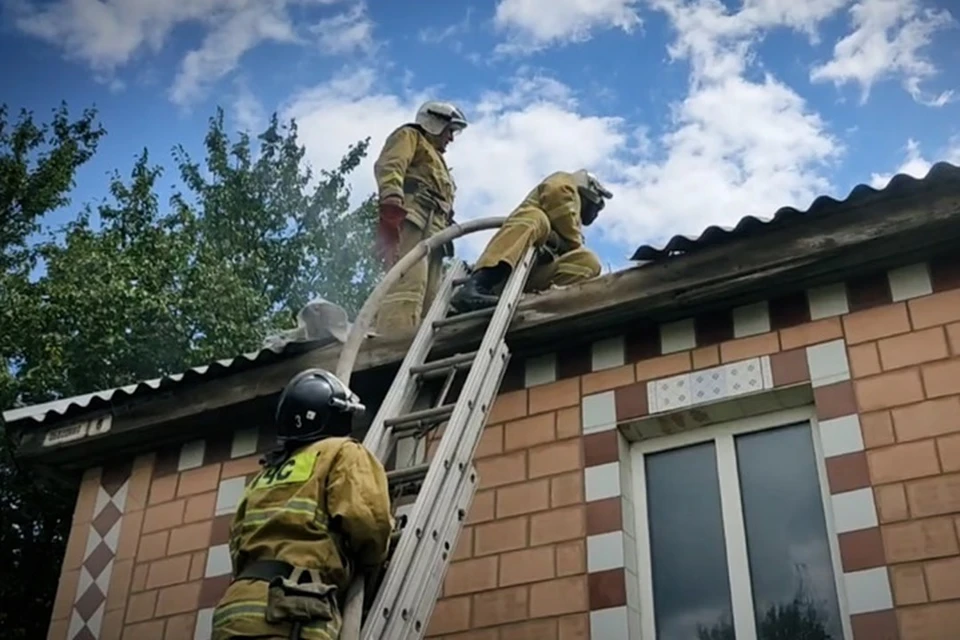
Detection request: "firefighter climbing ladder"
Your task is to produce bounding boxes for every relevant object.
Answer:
[352,246,537,639]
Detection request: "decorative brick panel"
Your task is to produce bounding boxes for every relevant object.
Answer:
[67,459,134,639]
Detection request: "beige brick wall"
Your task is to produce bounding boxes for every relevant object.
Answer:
[424,384,591,638]
[427,258,960,639]
[47,428,265,640]
[45,256,960,640]
[847,293,960,635]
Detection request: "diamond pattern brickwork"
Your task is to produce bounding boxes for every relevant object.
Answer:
[69,461,132,640]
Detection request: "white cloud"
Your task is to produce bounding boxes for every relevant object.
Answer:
[418,7,474,51]
[810,0,956,106]
[310,2,376,55]
[869,137,960,188]
[493,0,643,53]
[169,2,303,108]
[599,0,844,246]
[281,67,430,198]
[8,0,359,106]
[653,0,850,81]
[282,0,873,271]
[232,81,267,133]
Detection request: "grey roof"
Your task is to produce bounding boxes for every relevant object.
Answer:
[631,161,960,262]
[9,162,959,427]
[2,337,336,426]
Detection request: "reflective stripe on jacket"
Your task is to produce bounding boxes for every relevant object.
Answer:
[211,437,393,638]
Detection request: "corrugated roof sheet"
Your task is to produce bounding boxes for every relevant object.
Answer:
[630,161,960,262]
[2,337,336,425]
[9,162,960,428]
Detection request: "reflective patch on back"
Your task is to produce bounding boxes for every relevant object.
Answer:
[248,448,319,492]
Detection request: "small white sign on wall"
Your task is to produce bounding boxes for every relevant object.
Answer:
[42,422,87,447]
[41,413,112,447]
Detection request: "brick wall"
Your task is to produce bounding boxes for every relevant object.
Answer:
[425,257,960,639]
[422,378,591,638]
[47,426,270,640]
[45,256,960,639]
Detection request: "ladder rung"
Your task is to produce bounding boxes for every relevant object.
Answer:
[384,404,456,430]
[387,463,430,486]
[433,305,496,329]
[410,351,477,378]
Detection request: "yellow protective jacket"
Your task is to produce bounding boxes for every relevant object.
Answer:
[212,437,393,640]
[522,171,585,253]
[373,124,456,237]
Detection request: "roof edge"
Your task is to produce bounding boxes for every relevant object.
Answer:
[631,161,960,261]
[13,182,960,468]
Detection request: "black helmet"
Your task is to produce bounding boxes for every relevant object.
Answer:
[274,368,365,444]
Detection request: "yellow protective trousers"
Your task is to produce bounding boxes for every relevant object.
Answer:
[211,579,341,640]
[374,219,445,335]
[473,207,601,292]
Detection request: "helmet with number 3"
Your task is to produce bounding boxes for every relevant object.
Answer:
[275,368,365,444]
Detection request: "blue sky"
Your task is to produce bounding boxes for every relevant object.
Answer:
[2,0,959,272]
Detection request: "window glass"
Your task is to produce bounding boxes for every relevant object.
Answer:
[646,442,736,640]
[736,423,844,640]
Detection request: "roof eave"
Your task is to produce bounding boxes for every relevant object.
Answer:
[11,174,960,468]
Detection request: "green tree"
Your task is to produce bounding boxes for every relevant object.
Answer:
[19,107,381,404]
[756,594,832,640]
[3,104,380,638]
[695,594,835,640]
[0,103,106,640]
[172,109,381,339]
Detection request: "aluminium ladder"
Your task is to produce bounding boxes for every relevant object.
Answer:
[354,246,537,639]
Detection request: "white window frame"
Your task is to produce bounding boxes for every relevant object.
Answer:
[629,405,854,640]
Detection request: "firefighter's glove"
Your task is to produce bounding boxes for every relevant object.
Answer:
[537,231,564,266]
[375,198,407,267]
[536,245,557,266]
[545,231,569,255]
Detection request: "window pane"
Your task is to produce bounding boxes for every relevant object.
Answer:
[646,442,736,640]
[736,423,845,640]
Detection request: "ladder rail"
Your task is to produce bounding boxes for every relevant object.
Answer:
[362,261,468,460]
[380,340,511,637]
[333,217,535,640]
[405,466,477,635]
[362,248,536,638]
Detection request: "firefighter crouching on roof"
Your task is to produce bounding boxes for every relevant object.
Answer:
[372,100,468,335]
[450,169,612,313]
[211,369,392,640]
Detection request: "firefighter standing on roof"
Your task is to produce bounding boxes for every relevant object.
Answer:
[211,369,392,640]
[372,100,468,335]
[450,169,612,312]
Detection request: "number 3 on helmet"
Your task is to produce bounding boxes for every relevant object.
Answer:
[274,368,365,444]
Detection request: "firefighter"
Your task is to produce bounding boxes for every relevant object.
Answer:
[372,100,468,335]
[211,368,392,640]
[450,169,612,312]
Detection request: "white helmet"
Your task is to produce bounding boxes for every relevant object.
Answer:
[415,101,468,137]
[571,169,613,205]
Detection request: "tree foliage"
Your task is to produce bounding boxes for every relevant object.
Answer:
[1,102,381,638]
[0,103,106,640]
[695,592,835,640]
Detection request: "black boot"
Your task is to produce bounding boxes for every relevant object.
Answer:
[450,264,509,313]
